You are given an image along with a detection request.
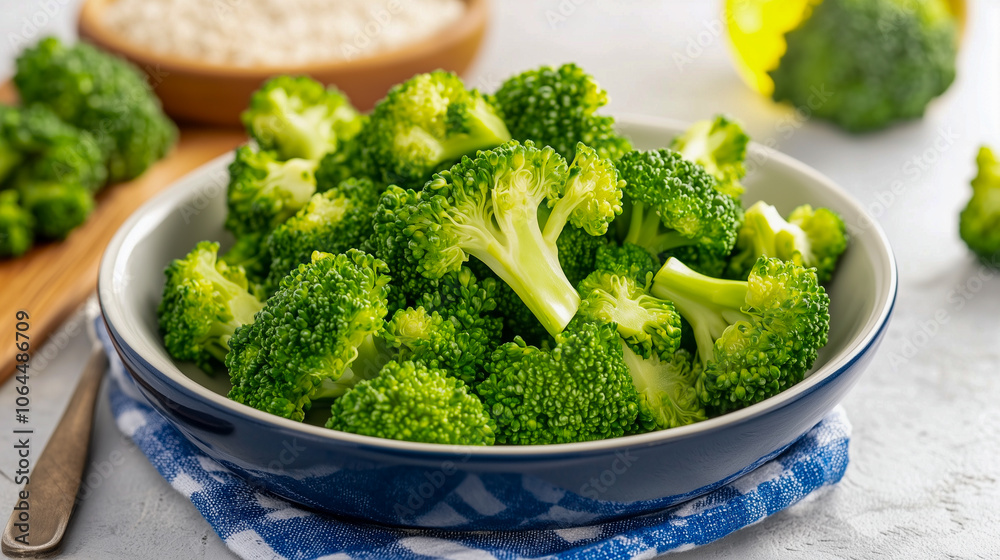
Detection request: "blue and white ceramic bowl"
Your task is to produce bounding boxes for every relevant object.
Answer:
[99,117,897,531]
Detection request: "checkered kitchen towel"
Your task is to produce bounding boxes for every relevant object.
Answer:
[98,320,851,560]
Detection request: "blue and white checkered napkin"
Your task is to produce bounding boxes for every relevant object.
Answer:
[98,321,851,560]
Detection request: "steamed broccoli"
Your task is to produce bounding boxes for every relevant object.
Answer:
[577,270,682,360]
[493,63,632,162]
[227,250,390,421]
[670,115,749,200]
[770,0,958,132]
[616,149,740,276]
[263,177,379,295]
[623,346,706,432]
[478,320,640,445]
[224,146,318,237]
[326,360,495,445]
[315,122,370,191]
[360,71,511,188]
[650,256,830,413]
[241,76,364,162]
[726,201,848,283]
[15,37,177,181]
[17,181,94,239]
[384,307,491,385]
[595,242,660,282]
[0,191,34,258]
[404,141,623,335]
[157,241,265,373]
[959,146,1000,264]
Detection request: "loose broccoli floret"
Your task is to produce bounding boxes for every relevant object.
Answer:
[493,63,632,162]
[224,146,318,237]
[405,141,623,335]
[670,115,749,201]
[360,71,511,188]
[616,149,740,276]
[623,346,706,432]
[384,307,490,385]
[770,0,958,132]
[15,37,177,181]
[314,120,371,191]
[227,250,391,421]
[241,76,364,162]
[478,320,640,445]
[327,360,495,445]
[577,270,682,360]
[959,146,1000,263]
[157,241,265,373]
[263,177,379,295]
[726,201,848,283]
[17,181,94,239]
[0,191,34,258]
[650,256,830,413]
[595,242,660,282]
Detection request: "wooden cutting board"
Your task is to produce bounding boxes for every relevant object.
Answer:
[0,83,246,385]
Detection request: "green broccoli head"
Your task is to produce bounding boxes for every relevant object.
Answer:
[478,320,640,445]
[577,269,682,360]
[16,181,94,239]
[224,146,318,237]
[326,360,495,445]
[0,190,35,258]
[770,0,958,132]
[670,115,749,201]
[595,241,661,283]
[314,117,371,191]
[157,241,265,373]
[623,346,706,432]
[959,145,1000,263]
[617,149,740,276]
[405,140,622,336]
[726,201,848,283]
[15,37,177,181]
[413,265,503,342]
[241,75,364,162]
[384,307,491,385]
[651,256,830,413]
[360,71,511,188]
[263,177,379,295]
[226,250,391,421]
[493,63,632,162]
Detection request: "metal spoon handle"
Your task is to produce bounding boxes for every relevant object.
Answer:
[2,344,107,557]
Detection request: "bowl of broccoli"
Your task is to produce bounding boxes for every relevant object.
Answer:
[97,68,897,531]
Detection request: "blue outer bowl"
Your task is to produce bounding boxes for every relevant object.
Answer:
[98,116,897,531]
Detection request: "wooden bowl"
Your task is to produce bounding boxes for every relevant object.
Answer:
[78,0,489,126]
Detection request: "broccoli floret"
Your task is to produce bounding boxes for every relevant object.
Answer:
[554,223,607,287]
[595,241,660,282]
[726,201,848,283]
[241,76,364,162]
[157,241,265,373]
[263,177,379,295]
[16,181,94,239]
[413,266,503,342]
[623,347,706,432]
[227,250,391,421]
[960,146,1000,263]
[360,71,511,188]
[326,360,495,445]
[478,320,640,445]
[224,146,318,237]
[384,307,491,385]
[405,141,623,335]
[219,233,270,295]
[651,256,830,413]
[577,270,682,360]
[770,0,958,132]
[616,149,740,276]
[493,63,632,162]
[0,190,34,258]
[15,37,177,181]
[315,120,371,191]
[670,115,749,201]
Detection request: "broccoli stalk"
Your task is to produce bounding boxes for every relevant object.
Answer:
[670,115,749,200]
[408,141,623,335]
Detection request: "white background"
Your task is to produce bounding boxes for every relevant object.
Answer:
[1,0,999,558]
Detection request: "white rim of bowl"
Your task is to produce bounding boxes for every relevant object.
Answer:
[99,115,898,457]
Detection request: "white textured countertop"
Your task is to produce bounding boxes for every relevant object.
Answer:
[2,1,999,558]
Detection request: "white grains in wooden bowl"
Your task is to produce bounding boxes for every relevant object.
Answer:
[102,0,466,67]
